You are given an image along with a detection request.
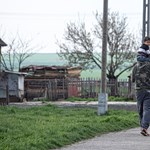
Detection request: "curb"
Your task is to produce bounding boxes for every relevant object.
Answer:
[9,101,137,111]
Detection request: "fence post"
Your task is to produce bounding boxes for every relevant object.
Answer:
[128,76,132,98]
[6,84,9,105]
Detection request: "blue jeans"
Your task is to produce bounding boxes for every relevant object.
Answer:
[136,89,150,129]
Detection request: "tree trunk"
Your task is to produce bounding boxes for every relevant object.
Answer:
[109,78,118,96]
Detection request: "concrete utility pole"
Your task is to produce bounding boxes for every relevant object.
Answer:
[98,0,108,115]
[143,0,150,41]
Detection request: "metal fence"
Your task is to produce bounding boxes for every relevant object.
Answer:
[24,78,133,101]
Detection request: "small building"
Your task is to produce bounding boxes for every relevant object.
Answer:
[0,70,27,104]
[20,65,82,101]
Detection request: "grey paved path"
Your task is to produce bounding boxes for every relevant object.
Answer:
[54,128,150,150]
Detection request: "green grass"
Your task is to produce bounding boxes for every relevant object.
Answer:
[0,105,139,150]
[65,96,134,102]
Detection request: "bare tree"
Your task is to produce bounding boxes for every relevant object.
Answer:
[94,11,138,79]
[1,33,40,71]
[56,11,139,95]
[57,22,97,70]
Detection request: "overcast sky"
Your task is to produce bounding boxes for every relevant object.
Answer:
[0,0,143,53]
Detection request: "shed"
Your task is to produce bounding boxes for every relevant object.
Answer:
[0,70,27,103]
[19,65,82,101]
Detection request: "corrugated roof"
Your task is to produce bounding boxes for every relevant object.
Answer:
[4,70,28,75]
[21,65,73,70]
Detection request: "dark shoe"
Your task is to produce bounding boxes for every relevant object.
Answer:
[140,129,150,136]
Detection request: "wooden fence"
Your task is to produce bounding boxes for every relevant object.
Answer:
[24,78,133,101]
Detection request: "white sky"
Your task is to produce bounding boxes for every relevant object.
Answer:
[0,0,143,53]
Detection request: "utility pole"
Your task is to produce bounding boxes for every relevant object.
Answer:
[98,0,108,115]
[143,0,150,41]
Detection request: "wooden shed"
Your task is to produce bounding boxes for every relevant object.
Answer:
[20,65,82,101]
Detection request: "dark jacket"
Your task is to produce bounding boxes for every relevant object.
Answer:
[132,62,150,90]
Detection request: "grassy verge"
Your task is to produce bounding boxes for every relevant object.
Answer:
[0,105,138,150]
[65,96,134,102]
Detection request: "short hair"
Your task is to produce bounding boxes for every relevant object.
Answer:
[144,36,150,42]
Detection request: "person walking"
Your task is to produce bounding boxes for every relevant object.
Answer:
[132,36,150,136]
[137,36,150,62]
